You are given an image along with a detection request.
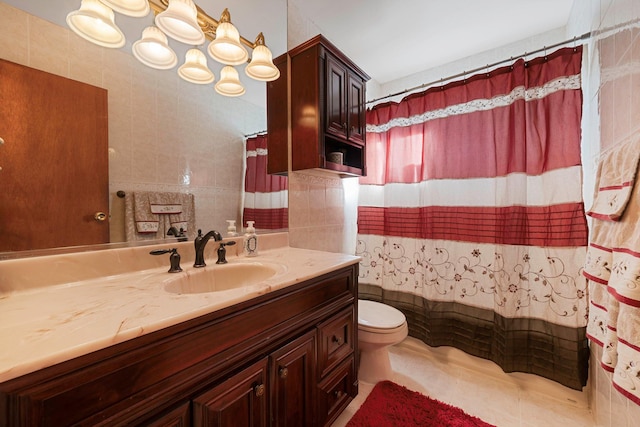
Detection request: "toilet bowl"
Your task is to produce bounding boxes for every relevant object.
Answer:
[357,299,408,383]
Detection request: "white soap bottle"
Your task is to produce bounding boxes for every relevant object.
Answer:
[243,221,258,257]
[226,220,238,237]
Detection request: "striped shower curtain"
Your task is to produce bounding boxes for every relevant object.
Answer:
[356,47,589,389]
[243,134,288,230]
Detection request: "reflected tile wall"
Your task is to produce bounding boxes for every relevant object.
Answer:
[0,3,265,243]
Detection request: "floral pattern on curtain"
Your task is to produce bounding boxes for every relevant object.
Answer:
[243,134,288,230]
[356,47,589,390]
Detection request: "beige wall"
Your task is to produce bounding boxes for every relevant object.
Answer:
[0,2,266,242]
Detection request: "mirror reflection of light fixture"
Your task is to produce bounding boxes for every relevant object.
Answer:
[66,0,281,97]
[66,0,125,48]
[155,0,205,46]
[178,48,215,84]
[207,8,248,66]
[245,33,280,81]
[132,26,178,69]
[99,0,150,17]
[215,66,245,97]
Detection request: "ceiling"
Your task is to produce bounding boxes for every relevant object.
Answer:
[290,0,576,84]
[3,0,575,105]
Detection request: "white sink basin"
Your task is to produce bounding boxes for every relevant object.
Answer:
[164,262,283,294]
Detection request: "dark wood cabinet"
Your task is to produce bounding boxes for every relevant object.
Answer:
[267,35,370,177]
[0,265,358,427]
[193,358,268,427]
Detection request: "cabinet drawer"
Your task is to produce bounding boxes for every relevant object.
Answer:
[318,307,354,378]
[317,356,355,427]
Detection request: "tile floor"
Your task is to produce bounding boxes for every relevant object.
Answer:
[331,337,594,427]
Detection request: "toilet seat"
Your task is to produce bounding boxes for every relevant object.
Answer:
[358,300,406,332]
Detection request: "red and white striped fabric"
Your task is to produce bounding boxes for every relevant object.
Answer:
[243,134,288,230]
[584,137,640,405]
[357,47,589,390]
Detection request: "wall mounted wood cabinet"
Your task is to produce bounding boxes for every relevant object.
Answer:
[267,35,370,177]
[0,265,358,427]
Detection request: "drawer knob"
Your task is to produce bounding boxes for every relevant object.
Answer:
[279,367,288,379]
[254,384,265,397]
[332,335,344,345]
[333,390,344,399]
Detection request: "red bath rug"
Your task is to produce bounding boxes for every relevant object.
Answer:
[346,380,495,427]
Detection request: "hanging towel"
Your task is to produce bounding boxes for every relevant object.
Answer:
[148,192,195,233]
[587,138,640,221]
[124,191,197,241]
[584,137,640,405]
[132,192,159,233]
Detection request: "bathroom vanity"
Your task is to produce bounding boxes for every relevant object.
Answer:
[0,236,359,426]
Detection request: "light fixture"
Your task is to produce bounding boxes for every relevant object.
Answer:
[66,0,125,48]
[178,48,215,84]
[155,0,205,45]
[132,26,178,69]
[215,66,245,97]
[99,0,150,17]
[245,33,280,81]
[207,8,248,66]
[65,0,281,97]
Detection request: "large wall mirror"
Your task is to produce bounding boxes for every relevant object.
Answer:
[0,0,287,257]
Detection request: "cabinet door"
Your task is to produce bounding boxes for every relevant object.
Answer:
[325,54,348,140]
[347,71,366,145]
[270,331,317,427]
[193,358,268,427]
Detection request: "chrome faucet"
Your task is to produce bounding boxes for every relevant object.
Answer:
[193,229,222,267]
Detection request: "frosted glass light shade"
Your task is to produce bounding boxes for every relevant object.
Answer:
[132,26,177,69]
[99,0,150,17]
[155,0,205,45]
[66,0,125,48]
[208,10,248,66]
[245,44,280,81]
[215,66,245,97]
[178,49,215,84]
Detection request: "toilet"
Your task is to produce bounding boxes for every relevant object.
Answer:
[357,299,408,383]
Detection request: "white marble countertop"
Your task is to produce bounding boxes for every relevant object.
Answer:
[0,245,360,383]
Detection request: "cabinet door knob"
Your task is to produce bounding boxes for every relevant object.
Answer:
[332,335,343,346]
[0,136,4,145]
[279,367,288,379]
[94,212,107,222]
[333,390,344,399]
[254,383,265,397]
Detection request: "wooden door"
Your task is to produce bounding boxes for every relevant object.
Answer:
[347,71,366,145]
[270,331,316,427]
[193,358,269,427]
[0,59,109,252]
[325,54,348,140]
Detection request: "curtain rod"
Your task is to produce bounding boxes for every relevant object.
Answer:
[244,129,267,138]
[366,31,593,105]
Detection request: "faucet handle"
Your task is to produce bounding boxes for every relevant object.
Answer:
[150,248,183,273]
[216,241,237,264]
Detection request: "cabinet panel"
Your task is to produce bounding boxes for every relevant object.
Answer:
[348,71,366,144]
[318,307,355,378]
[193,358,268,427]
[142,402,190,427]
[325,54,348,139]
[318,357,356,427]
[270,331,317,427]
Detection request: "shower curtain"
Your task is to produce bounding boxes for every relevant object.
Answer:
[356,47,589,389]
[243,134,288,230]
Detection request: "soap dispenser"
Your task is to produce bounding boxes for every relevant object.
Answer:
[226,220,238,237]
[243,221,258,257]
